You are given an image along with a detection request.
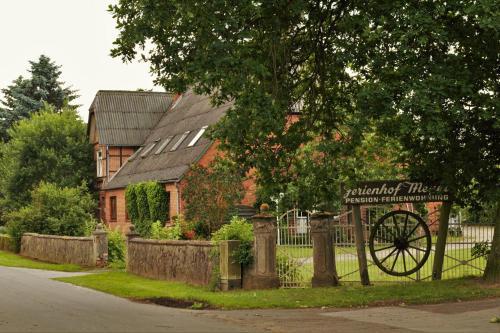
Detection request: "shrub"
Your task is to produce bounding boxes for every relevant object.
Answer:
[211,216,253,243]
[471,241,491,258]
[276,253,302,282]
[0,226,6,234]
[5,182,96,251]
[212,216,254,266]
[125,185,139,222]
[146,182,168,224]
[183,158,244,237]
[125,181,169,237]
[107,227,126,265]
[150,221,169,240]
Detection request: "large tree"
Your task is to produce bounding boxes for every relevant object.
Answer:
[0,55,78,141]
[110,1,499,280]
[0,104,94,210]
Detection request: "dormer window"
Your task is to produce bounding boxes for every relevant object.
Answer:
[128,146,144,161]
[188,126,208,147]
[140,140,159,158]
[170,131,190,151]
[155,136,173,154]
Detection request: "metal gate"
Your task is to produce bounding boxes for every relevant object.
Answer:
[276,209,313,287]
[276,207,494,287]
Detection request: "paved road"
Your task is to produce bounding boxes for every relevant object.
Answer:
[0,266,252,332]
[0,265,499,333]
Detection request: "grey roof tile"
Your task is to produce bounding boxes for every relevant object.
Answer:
[104,90,231,189]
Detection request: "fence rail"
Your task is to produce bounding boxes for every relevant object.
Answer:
[276,207,494,287]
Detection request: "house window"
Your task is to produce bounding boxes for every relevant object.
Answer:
[141,140,159,158]
[187,126,208,147]
[170,131,190,151]
[110,196,117,221]
[96,149,103,177]
[155,136,173,154]
[128,146,143,161]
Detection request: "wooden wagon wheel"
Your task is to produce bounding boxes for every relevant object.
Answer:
[369,210,432,277]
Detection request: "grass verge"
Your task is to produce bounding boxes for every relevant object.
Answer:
[0,250,83,272]
[55,271,500,310]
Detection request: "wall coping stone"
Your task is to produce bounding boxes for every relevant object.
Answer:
[129,238,214,247]
[23,233,93,241]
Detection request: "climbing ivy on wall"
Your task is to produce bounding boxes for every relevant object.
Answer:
[125,181,169,237]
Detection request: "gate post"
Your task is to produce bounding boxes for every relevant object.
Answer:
[311,212,339,287]
[92,223,108,267]
[353,205,371,286]
[243,204,280,289]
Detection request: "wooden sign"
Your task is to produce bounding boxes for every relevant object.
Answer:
[341,180,450,205]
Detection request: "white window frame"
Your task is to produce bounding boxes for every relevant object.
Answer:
[187,126,208,147]
[155,136,173,154]
[170,131,190,151]
[96,149,103,177]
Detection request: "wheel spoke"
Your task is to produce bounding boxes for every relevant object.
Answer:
[390,250,401,272]
[404,248,419,265]
[408,245,427,252]
[408,235,427,243]
[379,247,399,265]
[405,222,420,238]
[374,244,397,252]
[392,215,400,236]
[402,212,409,237]
[402,249,407,272]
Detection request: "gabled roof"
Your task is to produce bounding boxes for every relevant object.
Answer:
[104,90,231,189]
[88,90,175,146]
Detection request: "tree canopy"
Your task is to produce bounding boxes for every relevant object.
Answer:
[0,55,78,141]
[0,104,94,210]
[110,1,500,279]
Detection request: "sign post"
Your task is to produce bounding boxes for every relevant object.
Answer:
[341,180,451,283]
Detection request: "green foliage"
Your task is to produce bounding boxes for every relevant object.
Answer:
[212,216,254,267]
[150,221,170,240]
[211,216,253,243]
[276,254,301,283]
[4,182,96,251]
[0,55,78,142]
[107,228,126,265]
[146,182,168,223]
[83,218,98,237]
[472,242,491,259]
[183,159,244,237]
[0,104,94,209]
[125,181,170,238]
[125,185,139,222]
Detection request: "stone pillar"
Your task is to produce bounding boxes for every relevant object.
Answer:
[311,212,339,287]
[126,225,140,244]
[219,240,242,291]
[242,204,280,289]
[92,223,108,267]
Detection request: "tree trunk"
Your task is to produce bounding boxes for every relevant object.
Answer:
[353,205,370,286]
[483,200,500,282]
[432,201,452,280]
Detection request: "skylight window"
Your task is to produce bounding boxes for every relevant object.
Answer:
[140,141,159,157]
[170,131,190,151]
[155,136,173,154]
[188,126,208,147]
[128,146,144,161]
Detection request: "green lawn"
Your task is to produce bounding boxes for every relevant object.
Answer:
[0,250,84,272]
[55,271,500,310]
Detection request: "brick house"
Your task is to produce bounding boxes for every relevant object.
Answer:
[88,89,256,232]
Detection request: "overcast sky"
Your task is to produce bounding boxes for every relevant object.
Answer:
[0,0,159,121]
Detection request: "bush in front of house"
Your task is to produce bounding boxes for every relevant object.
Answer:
[5,182,96,251]
[150,215,196,240]
[125,181,169,237]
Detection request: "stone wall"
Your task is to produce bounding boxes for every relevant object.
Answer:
[20,233,102,266]
[127,238,216,286]
[0,235,14,252]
